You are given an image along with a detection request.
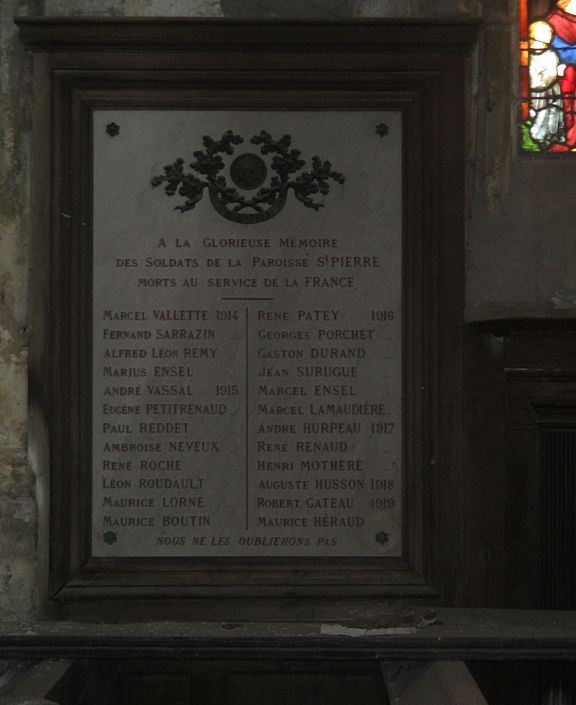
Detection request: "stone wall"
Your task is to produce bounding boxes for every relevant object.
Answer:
[0,0,572,617]
[0,0,41,618]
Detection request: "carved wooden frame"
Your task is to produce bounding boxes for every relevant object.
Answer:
[18,19,478,609]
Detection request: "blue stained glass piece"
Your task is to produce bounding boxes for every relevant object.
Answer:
[551,35,576,65]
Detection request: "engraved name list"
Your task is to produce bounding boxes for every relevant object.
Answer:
[91,110,403,558]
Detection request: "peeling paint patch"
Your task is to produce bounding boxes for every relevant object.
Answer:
[0,243,28,449]
[122,0,222,15]
[0,497,36,556]
[0,310,27,369]
[0,369,27,452]
[44,0,222,15]
[354,0,418,16]
[319,609,437,635]
[0,7,34,499]
[222,0,354,18]
[415,0,472,15]
[550,289,576,309]
[457,0,481,15]
[0,559,35,619]
[0,461,33,498]
[43,0,123,16]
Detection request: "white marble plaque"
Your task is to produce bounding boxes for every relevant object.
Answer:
[91,110,402,558]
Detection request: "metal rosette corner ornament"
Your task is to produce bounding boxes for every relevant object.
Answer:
[151,130,345,224]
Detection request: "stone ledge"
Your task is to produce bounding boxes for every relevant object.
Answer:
[0,609,575,661]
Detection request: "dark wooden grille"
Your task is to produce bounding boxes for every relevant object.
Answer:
[540,428,576,610]
[539,428,576,705]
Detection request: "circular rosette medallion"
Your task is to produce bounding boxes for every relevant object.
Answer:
[151,130,345,225]
[230,153,268,191]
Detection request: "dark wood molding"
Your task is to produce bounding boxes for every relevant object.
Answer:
[16,17,481,52]
[470,318,576,338]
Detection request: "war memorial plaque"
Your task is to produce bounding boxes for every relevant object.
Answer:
[91,110,403,558]
[19,18,472,601]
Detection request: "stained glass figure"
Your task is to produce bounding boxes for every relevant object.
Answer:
[520,0,576,152]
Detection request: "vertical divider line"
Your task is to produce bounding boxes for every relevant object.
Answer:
[245,306,249,529]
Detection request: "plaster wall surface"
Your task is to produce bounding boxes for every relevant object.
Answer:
[0,0,573,617]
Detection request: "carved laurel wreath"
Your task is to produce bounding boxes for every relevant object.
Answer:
[151,130,345,224]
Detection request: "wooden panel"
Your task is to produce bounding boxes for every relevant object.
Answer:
[467,663,541,705]
[0,660,73,704]
[468,320,576,704]
[227,672,384,705]
[462,329,507,607]
[384,661,487,705]
[119,660,386,705]
[540,428,576,610]
[123,675,190,705]
[466,320,576,610]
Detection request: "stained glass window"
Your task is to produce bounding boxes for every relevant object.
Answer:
[519,0,576,153]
